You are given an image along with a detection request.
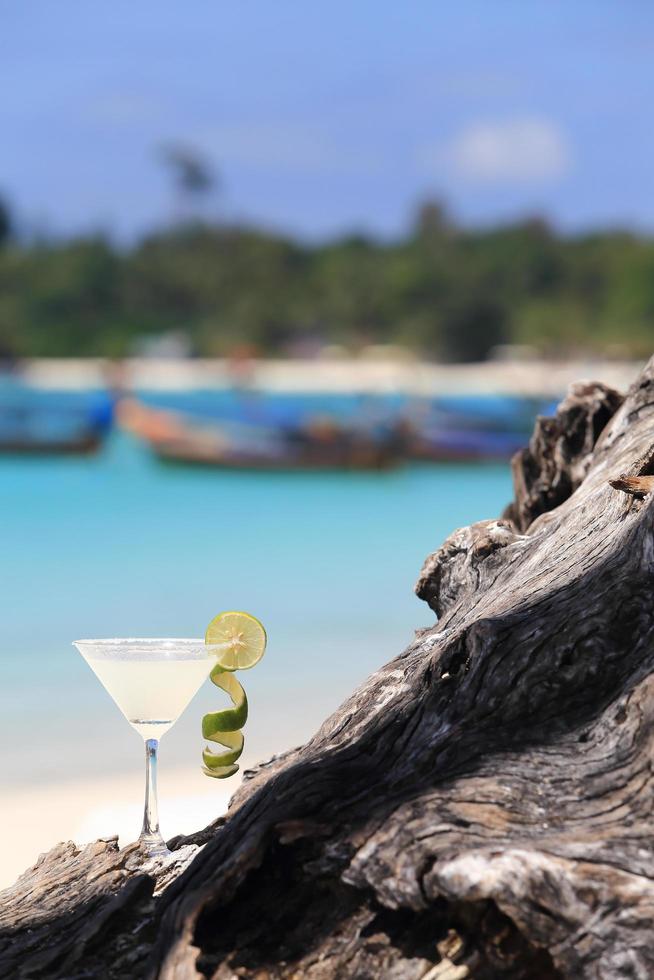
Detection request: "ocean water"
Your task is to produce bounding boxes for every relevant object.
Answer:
[0,430,513,790]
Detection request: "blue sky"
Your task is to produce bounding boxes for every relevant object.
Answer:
[2,1,654,241]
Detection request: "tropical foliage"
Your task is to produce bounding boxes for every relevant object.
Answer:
[1,200,652,360]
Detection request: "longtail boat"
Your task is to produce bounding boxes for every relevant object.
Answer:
[118,398,401,471]
[0,389,113,455]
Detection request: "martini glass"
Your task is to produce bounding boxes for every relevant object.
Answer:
[74,638,219,857]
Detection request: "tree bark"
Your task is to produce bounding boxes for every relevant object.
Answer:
[2,359,654,980]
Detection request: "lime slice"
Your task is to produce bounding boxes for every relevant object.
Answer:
[205,610,267,671]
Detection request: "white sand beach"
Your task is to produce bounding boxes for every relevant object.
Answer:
[21,355,645,397]
[1,767,235,891]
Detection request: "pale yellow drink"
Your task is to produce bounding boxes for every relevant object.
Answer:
[83,653,211,738]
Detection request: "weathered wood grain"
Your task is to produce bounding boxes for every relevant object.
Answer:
[0,838,201,978]
[2,358,654,979]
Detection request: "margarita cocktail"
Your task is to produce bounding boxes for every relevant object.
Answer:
[75,638,213,855]
[75,612,266,857]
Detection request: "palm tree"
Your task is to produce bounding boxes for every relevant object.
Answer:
[159,144,217,225]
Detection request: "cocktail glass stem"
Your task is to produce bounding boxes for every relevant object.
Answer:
[139,738,169,856]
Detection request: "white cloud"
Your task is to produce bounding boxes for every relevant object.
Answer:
[422,117,571,183]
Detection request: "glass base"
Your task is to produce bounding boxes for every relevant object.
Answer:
[137,831,170,859]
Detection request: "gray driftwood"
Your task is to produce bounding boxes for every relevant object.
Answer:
[2,359,654,979]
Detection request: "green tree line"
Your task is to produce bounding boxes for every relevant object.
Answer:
[1,200,653,361]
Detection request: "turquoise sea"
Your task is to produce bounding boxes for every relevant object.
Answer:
[0,425,513,790]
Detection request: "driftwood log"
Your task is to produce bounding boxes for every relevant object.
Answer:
[2,358,654,979]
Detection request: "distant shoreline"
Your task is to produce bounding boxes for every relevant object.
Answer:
[18,356,644,398]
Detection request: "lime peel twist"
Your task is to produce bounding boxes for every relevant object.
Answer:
[201,611,266,779]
